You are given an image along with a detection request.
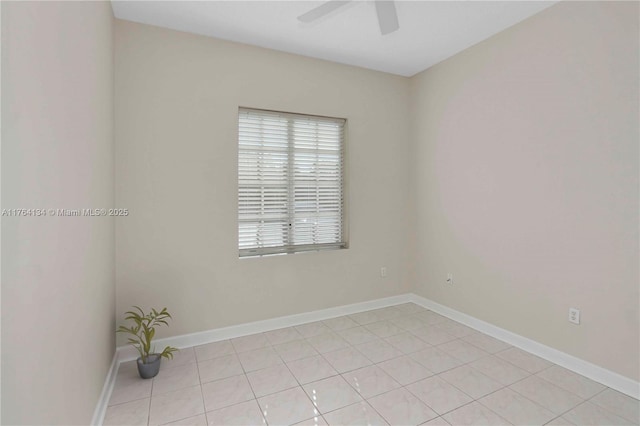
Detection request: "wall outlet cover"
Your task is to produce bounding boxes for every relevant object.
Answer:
[569,308,580,325]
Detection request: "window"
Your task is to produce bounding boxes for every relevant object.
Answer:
[238,107,346,257]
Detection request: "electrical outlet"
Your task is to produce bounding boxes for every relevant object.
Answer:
[446,273,453,285]
[569,308,580,325]
[380,267,387,278]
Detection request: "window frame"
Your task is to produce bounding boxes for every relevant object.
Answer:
[237,107,348,258]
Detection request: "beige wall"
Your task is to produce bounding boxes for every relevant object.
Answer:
[117,0,638,384]
[409,1,639,381]
[1,2,115,424]
[114,20,412,341]
[0,1,636,423]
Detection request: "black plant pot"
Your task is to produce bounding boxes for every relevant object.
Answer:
[137,354,161,379]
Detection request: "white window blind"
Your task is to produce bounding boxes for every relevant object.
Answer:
[238,107,346,257]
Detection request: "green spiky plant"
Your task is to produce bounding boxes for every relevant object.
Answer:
[117,306,178,364]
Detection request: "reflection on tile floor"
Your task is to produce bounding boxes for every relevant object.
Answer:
[104,303,640,426]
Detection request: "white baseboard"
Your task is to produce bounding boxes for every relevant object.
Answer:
[116,293,412,362]
[409,293,640,400]
[91,351,119,426]
[95,291,638,424]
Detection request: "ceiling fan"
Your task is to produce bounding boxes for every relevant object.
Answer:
[297,1,400,36]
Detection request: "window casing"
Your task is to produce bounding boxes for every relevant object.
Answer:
[238,107,346,257]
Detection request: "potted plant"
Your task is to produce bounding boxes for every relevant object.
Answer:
[117,306,178,379]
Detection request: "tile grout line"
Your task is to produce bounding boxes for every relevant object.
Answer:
[473,374,555,423]
[329,306,418,425]
[584,387,640,423]
[461,357,614,425]
[147,368,154,426]
[581,394,637,424]
[304,310,479,423]
[290,316,389,422]
[276,336,327,425]
[231,334,269,425]
[336,306,413,424]
[112,303,637,425]
[289,306,406,424]
[342,311,555,424]
[194,354,208,426]
[434,397,511,425]
[166,337,498,425]
[533,364,605,400]
[464,352,575,424]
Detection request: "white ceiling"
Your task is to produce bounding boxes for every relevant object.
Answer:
[111,1,557,77]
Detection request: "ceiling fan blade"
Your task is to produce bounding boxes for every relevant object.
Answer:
[298,1,351,23]
[375,1,399,35]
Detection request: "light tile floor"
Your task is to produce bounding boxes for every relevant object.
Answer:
[104,303,640,426]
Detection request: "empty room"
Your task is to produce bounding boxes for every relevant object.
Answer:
[1,0,638,425]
